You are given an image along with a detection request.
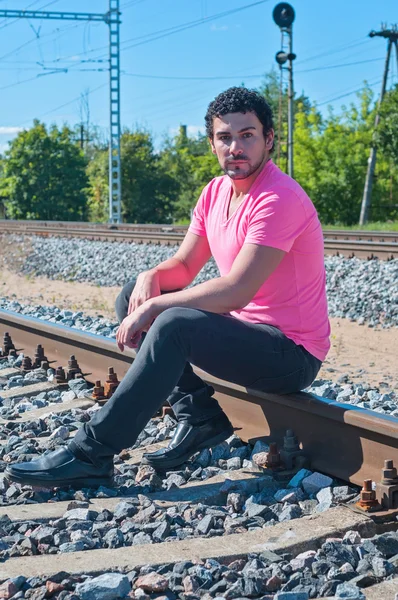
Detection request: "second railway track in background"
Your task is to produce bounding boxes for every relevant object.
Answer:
[0,311,398,596]
[0,220,397,260]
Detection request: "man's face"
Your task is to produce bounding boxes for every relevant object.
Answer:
[209,111,274,180]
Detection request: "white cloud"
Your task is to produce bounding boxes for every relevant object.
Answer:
[0,126,23,135]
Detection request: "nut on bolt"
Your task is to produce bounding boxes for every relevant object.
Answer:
[55,366,67,384]
[3,332,15,355]
[21,356,33,372]
[104,367,119,398]
[33,344,47,368]
[376,459,398,510]
[92,380,106,402]
[265,442,281,469]
[279,429,310,471]
[356,479,380,511]
[67,355,82,380]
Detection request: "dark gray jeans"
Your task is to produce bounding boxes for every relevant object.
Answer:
[72,279,322,465]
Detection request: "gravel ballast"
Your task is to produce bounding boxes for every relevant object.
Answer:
[0,528,397,599]
[1,234,397,328]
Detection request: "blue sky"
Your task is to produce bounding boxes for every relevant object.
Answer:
[0,0,397,153]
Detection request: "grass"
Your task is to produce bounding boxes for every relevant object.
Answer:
[172,218,398,231]
[322,221,398,232]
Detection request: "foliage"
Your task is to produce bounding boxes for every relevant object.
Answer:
[86,128,176,223]
[1,72,398,225]
[158,127,221,221]
[293,85,398,224]
[0,121,88,221]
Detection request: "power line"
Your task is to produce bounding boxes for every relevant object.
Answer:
[0,21,83,61]
[19,81,108,125]
[0,0,61,31]
[47,0,271,64]
[120,57,385,81]
[317,77,382,106]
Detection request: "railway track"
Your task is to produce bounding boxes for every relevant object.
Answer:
[1,219,397,259]
[0,311,397,597]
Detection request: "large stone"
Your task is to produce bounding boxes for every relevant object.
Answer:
[251,440,270,458]
[290,550,316,571]
[134,572,169,593]
[302,472,333,495]
[63,508,98,521]
[76,573,130,600]
[196,514,214,535]
[334,582,365,599]
[287,469,312,489]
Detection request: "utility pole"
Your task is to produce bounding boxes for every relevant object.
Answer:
[359,25,398,226]
[273,3,296,178]
[0,2,122,224]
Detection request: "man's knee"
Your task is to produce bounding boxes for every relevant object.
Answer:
[153,307,200,331]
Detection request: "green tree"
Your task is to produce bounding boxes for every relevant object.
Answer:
[374,85,398,162]
[86,128,176,223]
[293,86,386,225]
[258,68,311,171]
[0,120,88,221]
[159,127,221,221]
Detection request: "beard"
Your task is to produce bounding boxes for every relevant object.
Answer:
[222,152,267,180]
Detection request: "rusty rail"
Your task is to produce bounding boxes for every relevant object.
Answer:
[1,309,397,491]
[1,220,398,258]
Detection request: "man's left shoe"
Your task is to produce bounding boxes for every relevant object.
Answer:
[5,447,114,489]
[141,413,234,470]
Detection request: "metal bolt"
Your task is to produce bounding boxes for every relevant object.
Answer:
[381,459,398,484]
[3,332,15,355]
[55,366,67,383]
[21,356,33,372]
[104,366,119,398]
[41,360,50,371]
[265,442,281,469]
[357,479,379,510]
[67,355,82,380]
[376,458,398,509]
[92,380,106,401]
[33,344,47,368]
[8,349,17,358]
[283,429,299,452]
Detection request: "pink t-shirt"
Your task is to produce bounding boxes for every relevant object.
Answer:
[188,159,330,362]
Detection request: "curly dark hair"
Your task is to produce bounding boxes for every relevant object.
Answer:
[205,87,274,143]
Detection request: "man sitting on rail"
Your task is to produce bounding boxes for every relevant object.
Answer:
[6,87,330,488]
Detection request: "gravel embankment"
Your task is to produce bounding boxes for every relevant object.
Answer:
[2,234,398,328]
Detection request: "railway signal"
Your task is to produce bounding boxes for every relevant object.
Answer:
[273,3,296,178]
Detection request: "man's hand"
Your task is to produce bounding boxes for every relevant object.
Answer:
[117,301,156,351]
[128,271,161,315]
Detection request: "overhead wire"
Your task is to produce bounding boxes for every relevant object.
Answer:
[0,0,61,32]
[44,0,272,65]
[316,78,382,106]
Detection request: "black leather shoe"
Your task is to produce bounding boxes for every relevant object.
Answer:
[142,414,234,470]
[5,447,114,489]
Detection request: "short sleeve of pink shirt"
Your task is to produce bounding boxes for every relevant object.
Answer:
[188,160,330,362]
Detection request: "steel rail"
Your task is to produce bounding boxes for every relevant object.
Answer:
[1,309,397,488]
[1,219,398,240]
[1,220,397,258]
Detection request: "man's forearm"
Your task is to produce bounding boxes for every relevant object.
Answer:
[149,276,247,316]
[146,257,193,291]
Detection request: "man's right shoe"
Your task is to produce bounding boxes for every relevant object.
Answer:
[5,447,114,489]
[141,413,234,470]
